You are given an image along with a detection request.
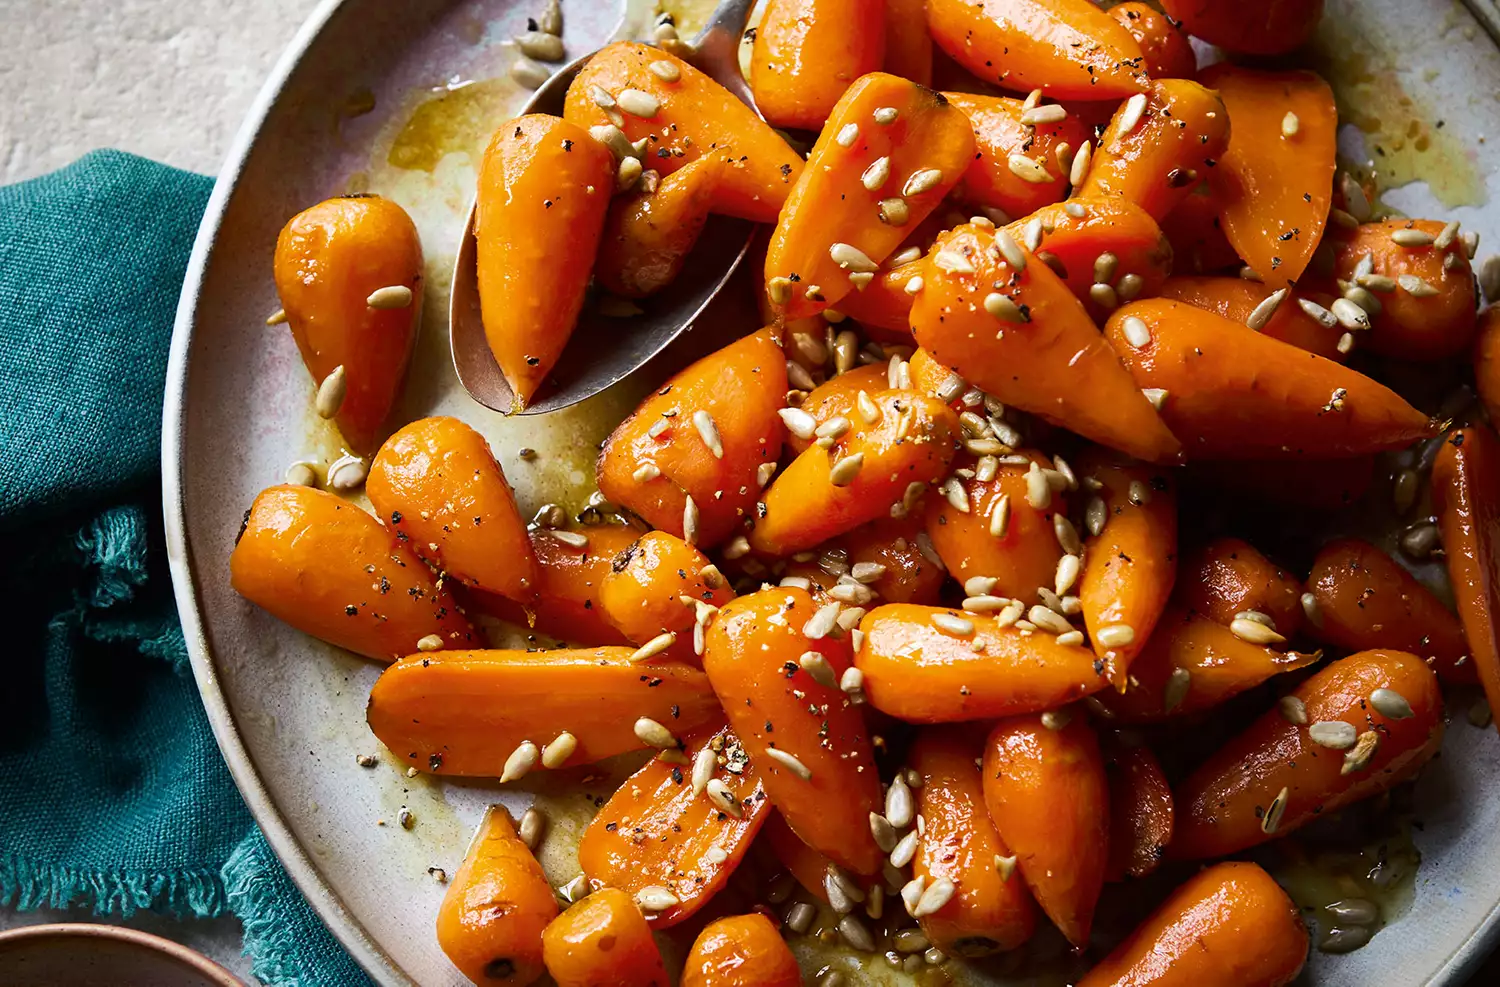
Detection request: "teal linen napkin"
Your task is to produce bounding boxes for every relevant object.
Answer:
[0,150,373,987]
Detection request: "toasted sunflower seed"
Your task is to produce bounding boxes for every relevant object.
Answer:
[804,601,842,639]
[327,454,367,492]
[1069,140,1093,186]
[636,886,680,911]
[984,291,1026,322]
[766,746,813,780]
[515,30,565,61]
[994,229,1027,271]
[1055,553,1081,595]
[1370,687,1414,720]
[1085,495,1107,537]
[1279,695,1308,725]
[366,285,413,309]
[1308,720,1357,749]
[265,308,288,326]
[315,365,347,419]
[1095,624,1135,649]
[913,878,956,917]
[1025,463,1051,510]
[1246,288,1288,330]
[541,731,577,769]
[500,740,539,783]
[1008,154,1052,184]
[1398,273,1440,297]
[1331,297,1371,330]
[1230,617,1286,645]
[932,612,975,636]
[648,59,680,82]
[830,453,864,486]
[1122,315,1151,349]
[635,717,678,749]
[1281,111,1300,138]
[705,778,742,817]
[1391,227,1435,247]
[1341,729,1380,775]
[1116,92,1148,136]
[839,913,876,952]
[616,88,660,118]
[830,242,879,273]
[1261,786,1289,834]
[870,812,898,852]
[1053,514,1082,555]
[903,168,944,196]
[1297,297,1337,327]
[682,495,699,545]
[886,775,915,828]
[1340,172,1371,222]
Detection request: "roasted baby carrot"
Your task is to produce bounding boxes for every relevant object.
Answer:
[681,914,801,987]
[1475,308,1500,424]
[1107,2,1195,80]
[1307,537,1474,685]
[765,72,975,319]
[367,416,537,603]
[751,0,886,130]
[1157,276,1346,361]
[1077,861,1307,987]
[703,587,884,873]
[1433,426,1500,731]
[828,258,921,335]
[365,648,721,776]
[1078,79,1229,222]
[910,726,1038,955]
[438,807,557,985]
[761,810,833,903]
[785,362,891,456]
[749,389,960,556]
[599,530,734,648]
[541,888,668,987]
[1182,536,1305,640]
[597,327,787,549]
[926,0,1147,100]
[1172,649,1443,859]
[1160,183,1242,275]
[1104,299,1434,459]
[595,156,723,299]
[844,513,947,605]
[578,725,770,928]
[272,195,422,455]
[912,223,1181,464]
[230,485,474,661]
[1076,451,1177,689]
[1161,0,1324,55]
[563,43,803,223]
[856,604,1108,721]
[476,114,614,410]
[475,525,637,647]
[982,713,1108,948]
[1199,64,1337,290]
[1103,736,1173,881]
[944,92,1088,218]
[884,0,934,86]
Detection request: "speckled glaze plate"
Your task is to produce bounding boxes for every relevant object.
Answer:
[164,1,1500,983]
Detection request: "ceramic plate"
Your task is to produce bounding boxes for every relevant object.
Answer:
[164,0,1500,983]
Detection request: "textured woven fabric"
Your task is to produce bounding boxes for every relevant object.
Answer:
[0,150,371,987]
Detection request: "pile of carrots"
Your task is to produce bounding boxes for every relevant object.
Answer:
[236,0,1500,982]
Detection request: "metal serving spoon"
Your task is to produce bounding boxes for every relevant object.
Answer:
[449,0,759,415]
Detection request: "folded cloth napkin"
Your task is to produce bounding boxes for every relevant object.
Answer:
[0,150,372,987]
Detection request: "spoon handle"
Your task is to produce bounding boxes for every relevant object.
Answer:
[692,0,758,108]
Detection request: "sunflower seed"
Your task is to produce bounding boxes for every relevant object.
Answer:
[870,812,898,852]
[1021,103,1068,127]
[890,829,920,868]
[1026,605,1071,636]
[1262,786,1289,834]
[778,407,817,440]
[1025,463,1051,510]
[1163,667,1191,712]
[648,59,680,82]
[1392,228,1435,247]
[705,778,742,817]
[913,878,956,917]
[766,747,813,780]
[804,601,842,639]
[830,242,878,273]
[1084,495,1107,537]
[616,156,643,191]
[515,30,564,60]
[510,57,550,89]
[635,717,677,749]
[1308,720,1357,749]
[366,285,413,309]
[1054,514,1081,555]
[540,730,577,769]
[1095,624,1135,649]
[886,775,915,828]
[682,495,699,545]
[1008,154,1052,184]
[1326,898,1379,926]
[862,156,892,191]
[903,169,944,196]
[839,913,876,952]
[588,124,635,160]
[932,612,975,636]
[836,123,860,147]
[1398,273,1440,297]
[994,229,1027,271]
[500,740,539,783]
[326,454,367,492]
[519,807,546,849]
[1230,617,1286,645]
[900,875,927,915]
[265,308,288,326]
[632,463,661,483]
[1370,687,1414,720]
[874,106,899,124]
[1281,111,1300,138]
[785,901,816,933]
[1069,140,1093,186]
[1297,298,1337,327]
[693,410,724,458]
[1246,288,1288,330]
[615,88,660,118]
[1055,553,1081,595]
[636,886,680,911]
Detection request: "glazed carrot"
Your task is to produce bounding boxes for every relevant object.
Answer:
[751,0,886,130]
[1433,426,1500,730]
[829,259,920,336]
[438,807,557,986]
[563,43,803,223]
[703,588,884,874]
[272,195,421,455]
[926,0,1147,100]
[578,725,770,928]
[923,450,1067,601]
[944,92,1088,218]
[476,114,614,410]
[541,888,667,987]
[1187,456,1375,512]
[856,604,1108,721]
[1078,80,1229,222]
[1161,0,1324,55]
[1077,861,1307,987]
[884,0,934,86]
[597,328,787,549]
[1307,537,1473,685]
[982,713,1108,948]
[1327,219,1478,360]
[1157,276,1346,361]
[599,531,734,648]
[681,914,800,987]
[366,416,536,603]
[1092,606,1319,723]
[905,345,967,411]
[475,525,637,647]
[765,73,975,319]
[1182,536,1305,640]
[910,727,1038,955]
[749,389,960,556]
[786,362,891,456]
[844,514,947,605]
[1199,65,1337,290]
[1159,183,1241,275]
[1107,3,1195,80]
[761,810,833,903]
[912,223,1181,464]
[365,648,721,776]
[1474,309,1500,424]
[1075,451,1177,689]
[230,485,475,661]
[1104,299,1434,459]
[595,156,723,299]
[1103,737,1173,881]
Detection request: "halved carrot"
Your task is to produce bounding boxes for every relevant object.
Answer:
[595,156,723,299]
[272,195,422,455]
[476,114,614,410]
[926,0,1147,100]
[1103,736,1173,881]
[1107,2,1196,80]
[1077,861,1307,987]
[1104,299,1434,459]
[1161,0,1324,55]
[1172,649,1443,859]
[912,223,1181,463]
[786,362,891,456]
[856,604,1108,721]
[367,416,536,603]
[845,513,947,605]
[1076,450,1177,689]
[541,888,667,987]
[1475,309,1500,424]
[681,914,801,987]
[599,530,734,647]
[749,389,960,556]
[751,0,886,130]
[884,0,934,86]
[944,92,1088,218]
[1433,426,1500,732]
[474,525,637,647]
[1157,276,1346,361]
[1078,79,1229,222]
[365,648,721,776]
[910,726,1038,955]
[766,72,975,319]
[230,485,475,661]
[563,43,803,223]
[578,724,770,928]
[597,327,787,549]
[1159,183,1241,275]
[761,810,833,903]
[1307,537,1474,685]
[982,713,1108,948]
[438,807,557,986]
[1182,536,1305,640]
[703,587,884,874]
[1199,64,1337,290]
